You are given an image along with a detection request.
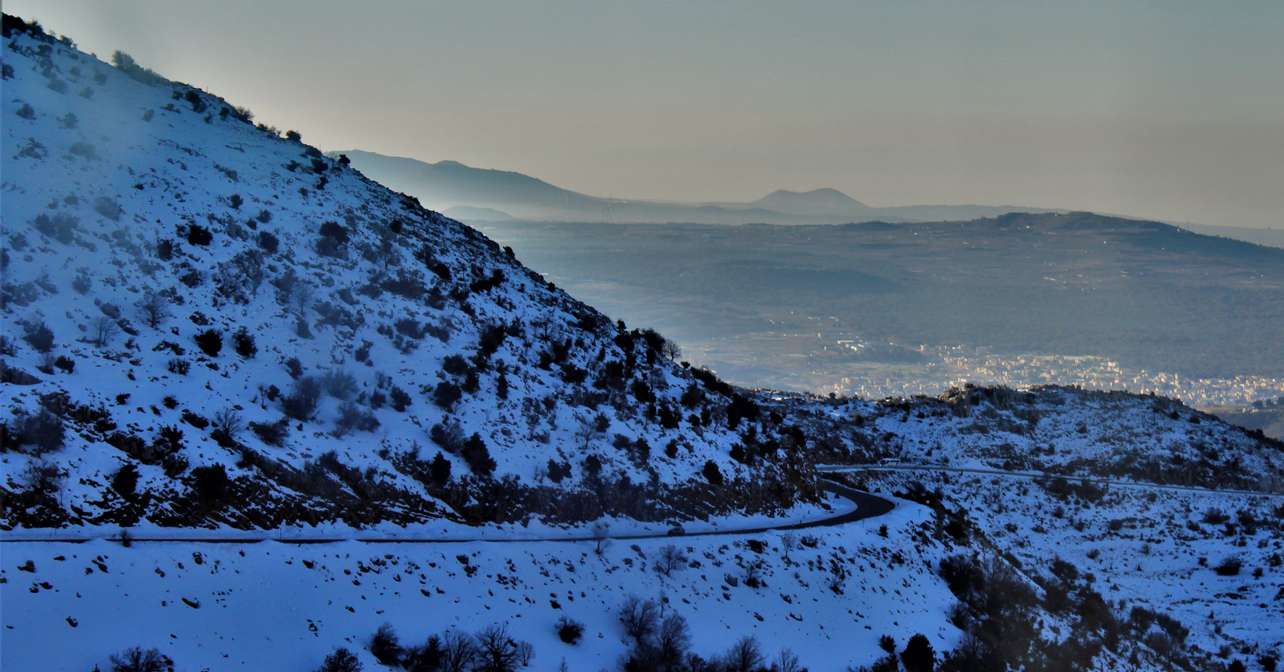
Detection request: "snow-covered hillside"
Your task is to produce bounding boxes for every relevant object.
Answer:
[1,18,811,532]
[4,14,1284,672]
[860,469,1284,671]
[803,386,1284,493]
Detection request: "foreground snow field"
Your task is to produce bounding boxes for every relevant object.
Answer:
[2,501,956,671]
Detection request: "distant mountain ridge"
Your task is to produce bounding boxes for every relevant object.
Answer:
[332,149,1056,225]
[751,188,869,216]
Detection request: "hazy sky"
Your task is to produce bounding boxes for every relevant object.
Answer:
[12,1,1284,228]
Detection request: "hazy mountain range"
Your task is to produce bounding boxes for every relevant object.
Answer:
[475,212,1284,396]
[332,149,1057,225]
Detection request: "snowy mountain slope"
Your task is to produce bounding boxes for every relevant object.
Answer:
[0,19,812,531]
[797,386,1284,493]
[860,469,1284,670]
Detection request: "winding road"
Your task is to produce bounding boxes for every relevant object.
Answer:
[0,479,896,545]
[819,463,1284,498]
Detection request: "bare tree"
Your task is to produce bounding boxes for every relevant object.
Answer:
[592,520,611,557]
[655,544,687,577]
[90,315,119,347]
[439,630,477,672]
[474,624,533,671]
[619,595,660,645]
[781,533,797,564]
[291,280,315,318]
[656,613,691,667]
[775,649,803,672]
[722,637,765,672]
[136,290,170,329]
[211,408,243,438]
[575,414,601,451]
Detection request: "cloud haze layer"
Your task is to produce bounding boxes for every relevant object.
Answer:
[14,0,1283,228]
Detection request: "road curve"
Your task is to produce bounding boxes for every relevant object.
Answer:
[820,463,1284,499]
[0,479,896,545]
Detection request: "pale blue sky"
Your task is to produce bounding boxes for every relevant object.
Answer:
[11,1,1284,227]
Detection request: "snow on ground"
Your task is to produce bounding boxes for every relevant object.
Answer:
[1,499,956,672]
[864,469,1284,664]
[1,21,810,530]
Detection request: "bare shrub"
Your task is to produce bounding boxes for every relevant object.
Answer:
[22,321,54,353]
[108,646,173,672]
[282,377,322,420]
[322,369,359,400]
[90,315,119,347]
[655,544,688,577]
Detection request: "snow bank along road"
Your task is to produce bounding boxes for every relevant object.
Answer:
[819,463,1284,498]
[0,480,895,544]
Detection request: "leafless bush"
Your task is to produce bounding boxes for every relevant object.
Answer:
[322,369,359,400]
[90,315,119,347]
[655,544,688,577]
[619,595,660,645]
[108,646,172,672]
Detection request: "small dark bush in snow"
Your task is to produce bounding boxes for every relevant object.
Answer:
[430,451,452,486]
[187,223,212,246]
[191,464,230,506]
[22,321,55,353]
[389,385,411,412]
[257,230,279,254]
[112,463,140,497]
[1214,557,1242,576]
[282,377,322,420]
[556,616,584,644]
[194,329,222,357]
[232,328,256,358]
[167,358,190,375]
[318,647,361,672]
[12,409,65,454]
[334,402,379,436]
[249,419,289,446]
[1202,508,1230,525]
[316,221,349,257]
[433,381,462,410]
[369,623,403,666]
[461,433,496,477]
[702,460,724,486]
